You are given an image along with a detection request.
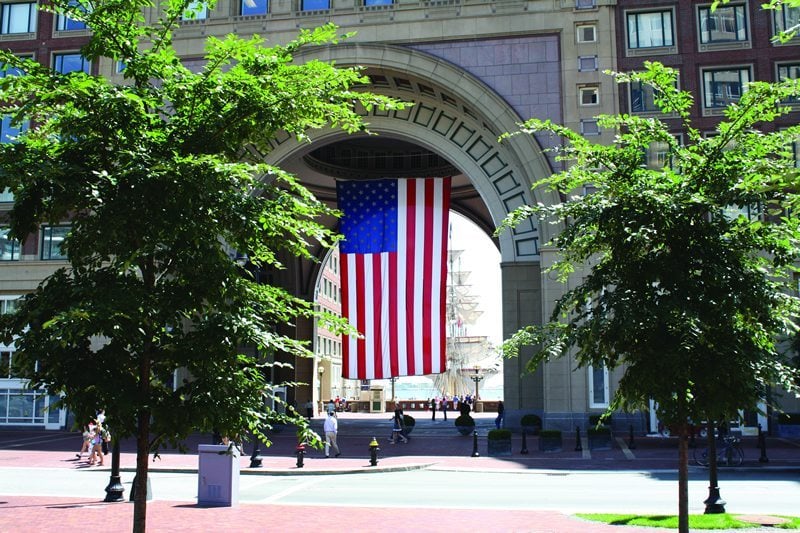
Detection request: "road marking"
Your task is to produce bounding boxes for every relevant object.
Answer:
[616,436,636,460]
[256,477,321,504]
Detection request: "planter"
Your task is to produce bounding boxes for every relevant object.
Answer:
[455,414,475,436]
[588,428,613,450]
[403,415,416,435]
[456,425,475,436]
[520,414,542,436]
[487,438,513,456]
[538,431,562,452]
[777,424,800,438]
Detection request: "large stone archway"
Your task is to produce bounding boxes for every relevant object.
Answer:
[266,43,563,413]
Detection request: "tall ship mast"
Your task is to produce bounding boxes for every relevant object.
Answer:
[433,241,499,398]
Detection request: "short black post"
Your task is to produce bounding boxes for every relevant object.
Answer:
[628,424,636,450]
[249,432,263,468]
[758,424,769,463]
[295,442,305,468]
[369,437,380,466]
[575,426,582,452]
[103,439,124,502]
[520,430,529,454]
[471,430,480,457]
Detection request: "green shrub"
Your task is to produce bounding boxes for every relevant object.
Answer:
[520,414,542,427]
[455,414,475,426]
[403,414,416,427]
[539,429,562,439]
[488,429,512,440]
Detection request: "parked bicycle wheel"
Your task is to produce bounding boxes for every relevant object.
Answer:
[693,447,710,467]
[720,446,744,467]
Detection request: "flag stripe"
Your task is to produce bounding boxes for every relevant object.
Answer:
[338,177,451,380]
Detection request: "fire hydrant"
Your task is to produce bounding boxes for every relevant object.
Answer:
[295,442,306,468]
[368,436,380,467]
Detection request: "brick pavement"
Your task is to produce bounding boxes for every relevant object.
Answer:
[0,412,798,532]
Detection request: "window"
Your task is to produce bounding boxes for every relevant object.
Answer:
[579,86,599,106]
[0,2,36,34]
[301,0,329,10]
[578,56,598,72]
[589,365,609,408]
[580,119,599,136]
[41,225,69,260]
[627,10,674,49]
[576,0,595,9]
[576,24,596,43]
[56,1,88,31]
[364,0,393,5]
[777,63,800,102]
[644,136,682,170]
[699,4,748,45]
[53,53,90,74]
[182,1,208,20]
[629,81,660,114]
[0,228,20,261]
[774,5,800,36]
[702,67,750,109]
[0,188,12,202]
[241,0,268,15]
[1,116,27,143]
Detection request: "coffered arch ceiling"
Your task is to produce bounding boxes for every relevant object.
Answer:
[262,43,561,278]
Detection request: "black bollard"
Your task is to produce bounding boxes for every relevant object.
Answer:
[369,437,380,466]
[520,430,529,454]
[758,424,769,463]
[103,439,125,502]
[471,430,480,457]
[575,427,583,452]
[249,432,263,468]
[628,424,636,450]
[295,442,305,468]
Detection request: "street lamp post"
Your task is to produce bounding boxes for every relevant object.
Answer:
[470,366,484,401]
[317,364,325,416]
[390,377,398,401]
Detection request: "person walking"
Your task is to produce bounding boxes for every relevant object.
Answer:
[323,410,341,457]
[495,400,505,429]
[441,397,448,421]
[390,404,409,444]
[430,397,437,420]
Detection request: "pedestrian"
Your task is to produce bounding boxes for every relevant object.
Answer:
[323,410,341,457]
[441,397,448,421]
[327,399,336,417]
[75,424,92,459]
[390,404,408,444]
[430,397,437,420]
[495,400,505,429]
[305,400,314,419]
[87,424,105,466]
[97,409,110,455]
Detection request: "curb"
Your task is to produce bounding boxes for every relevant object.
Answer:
[119,462,437,476]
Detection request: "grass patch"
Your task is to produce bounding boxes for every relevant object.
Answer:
[776,516,800,529]
[577,513,753,529]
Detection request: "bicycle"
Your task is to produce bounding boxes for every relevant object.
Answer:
[693,435,744,467]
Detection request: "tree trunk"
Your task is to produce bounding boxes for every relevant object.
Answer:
[132,410,151,533]
[132,340,153,533]
[677,422,689,533]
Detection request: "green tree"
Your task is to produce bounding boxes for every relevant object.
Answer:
[500,62,800,533]
[0,1,403,531]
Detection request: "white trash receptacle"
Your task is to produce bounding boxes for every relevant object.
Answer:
[198,444,240,507]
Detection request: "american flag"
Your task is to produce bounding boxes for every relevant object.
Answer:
[336,177,451,379]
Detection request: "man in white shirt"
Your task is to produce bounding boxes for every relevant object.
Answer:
[324,411,341,458]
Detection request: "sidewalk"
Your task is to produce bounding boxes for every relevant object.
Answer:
[1,413,798,533]
[1,411,798,475]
